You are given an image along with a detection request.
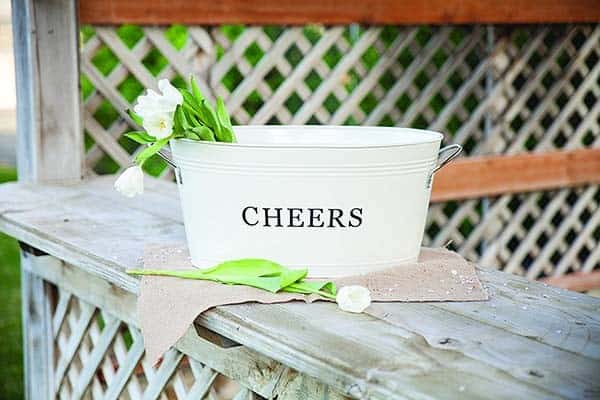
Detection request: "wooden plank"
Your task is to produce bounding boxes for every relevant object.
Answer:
[441,268,600,357]
[78,0,600,25]
[12,0,83,183]
[1,177,599,399]
[19,253,54,400]
[198,306,565,399]
[431,148,600,202]
[366,303,598,399]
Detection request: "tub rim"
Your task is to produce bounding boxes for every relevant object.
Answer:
[172,125,444,149]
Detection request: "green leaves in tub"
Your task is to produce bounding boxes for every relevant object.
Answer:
[126,259,337,300]
[114,77,236,197]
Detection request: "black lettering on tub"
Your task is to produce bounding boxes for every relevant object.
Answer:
[308,208,325,228]
[242,206,259,226]
[288,208,305,227]
[328,208,345,228]
[242,207,362,228]
[263,207,284,227]
[348,207,363,227]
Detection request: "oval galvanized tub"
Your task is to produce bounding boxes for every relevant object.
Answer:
[170,125,460,277]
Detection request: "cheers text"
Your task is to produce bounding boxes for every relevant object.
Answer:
[242,206,363,228]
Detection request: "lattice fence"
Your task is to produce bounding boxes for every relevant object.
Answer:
[79,23,600,279]
[48,282,263,400]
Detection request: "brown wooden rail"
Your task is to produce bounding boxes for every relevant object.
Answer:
[542,270,600,292]
[79,0,600,25]
[431,147,600,202]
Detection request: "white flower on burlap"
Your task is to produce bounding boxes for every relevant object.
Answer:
[114,165,144,198]
[336,285,371,313]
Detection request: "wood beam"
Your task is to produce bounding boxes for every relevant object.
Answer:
[431,147,600,202]
[78,0,600,25]
[541,270,600,293]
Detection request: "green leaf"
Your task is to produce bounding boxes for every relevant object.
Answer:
[279,269,308,289]
[222,127,236,143]
[198,100,231,142]
[134,136,171,166]
[199,259,297,291]
[128,258,296,293]
[216,97,232,129]
[197,100,219,130]
[190,75,204,102]
[181,89,202,114]
[184,108,201,126]
[174,105,190,134]
[215,97,236,143]
[182,101,200,118]
[127,258,334,298]
[188,126,216,141]
[180,90,208,127]
[182,130,200,140]
[127,109,143,126]
[201,258,284,275]
[125,131,156,144]
[169,83,237,144]
[284,280,337,299]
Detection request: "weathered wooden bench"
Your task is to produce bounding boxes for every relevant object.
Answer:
[5,0,600,399]
[3,177,600,399]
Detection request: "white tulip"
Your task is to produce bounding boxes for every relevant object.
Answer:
[133,89,171,118]
[157,79,183,111]
[336,285,371,313]
[114,165,144,198]
[142,112,174,139]
[133,80,182,119]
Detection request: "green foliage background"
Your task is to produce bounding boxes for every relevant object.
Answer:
[0,166,21,399]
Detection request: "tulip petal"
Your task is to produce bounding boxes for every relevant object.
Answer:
[336,285,371,313]
[114,166,144,197]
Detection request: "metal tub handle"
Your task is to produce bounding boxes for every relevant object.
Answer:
[432,144,462,174]
[157,149,177,169]
[157,149,183,184]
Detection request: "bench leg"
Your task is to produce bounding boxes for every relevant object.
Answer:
[21,250,54,400]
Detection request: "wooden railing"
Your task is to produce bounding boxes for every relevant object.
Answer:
[431,147,600,202]
[79,0,600,25]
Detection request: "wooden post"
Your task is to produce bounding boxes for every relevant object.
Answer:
[12,0,84,183]
[19,250,55,400]
[12,0,83,398]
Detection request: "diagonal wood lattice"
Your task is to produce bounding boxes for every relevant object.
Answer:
[49,283,267,400]
[80,24,599,279]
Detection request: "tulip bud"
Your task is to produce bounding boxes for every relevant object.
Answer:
[336,285,371,313]
[114,165,144,198]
